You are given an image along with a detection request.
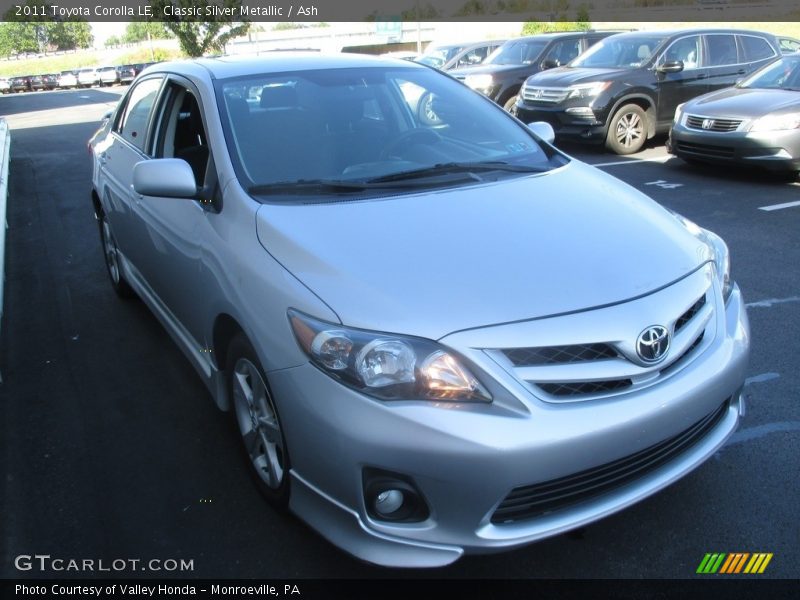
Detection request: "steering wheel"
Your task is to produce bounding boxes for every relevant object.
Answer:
[380,128,442,160]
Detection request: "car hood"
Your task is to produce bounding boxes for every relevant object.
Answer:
[685,87,800,118]
[526,66,633,86]
[450,63,532,77]
[255,162,710,340]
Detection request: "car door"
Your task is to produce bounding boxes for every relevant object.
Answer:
[126,75,217,348]
[99,75,165,271]
[702,33,747,92]
[654,34,709,126]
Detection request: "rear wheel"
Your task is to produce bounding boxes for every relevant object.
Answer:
[606,104,647,155]
[229,334,291,509]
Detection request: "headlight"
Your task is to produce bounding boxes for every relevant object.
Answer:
[289,310,492,403]
[748,112,800,132]
[464,74,494,90]
[672,213,732,301]
[673,102,685,124]
[566,81,610,100]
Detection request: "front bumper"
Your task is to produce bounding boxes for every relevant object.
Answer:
[268,283,749,567]
[669,123,800,171]
[515,102,610,143]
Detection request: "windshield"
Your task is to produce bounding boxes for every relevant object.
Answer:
[571,35,666,69]
[217,66,560,199]
[740,55,800,90]
[485,40,547,65]
[416,46,461,68]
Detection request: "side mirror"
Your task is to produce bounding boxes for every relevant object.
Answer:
[133,159,198,199]
[541,58,560,70]
[527,121,555,144]
[657,60,684,74]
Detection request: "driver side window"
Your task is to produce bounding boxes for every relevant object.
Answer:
[661,36,701,70]
[155,84,210,188]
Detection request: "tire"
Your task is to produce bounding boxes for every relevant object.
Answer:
[99,213,134,298]
[606,104,648,155]
[502,93,519,113]
[228,333,291,509]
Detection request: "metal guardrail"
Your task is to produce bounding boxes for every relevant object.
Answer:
[0,118,9,333]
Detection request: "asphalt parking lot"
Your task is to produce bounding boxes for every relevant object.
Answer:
[0,87,798,580]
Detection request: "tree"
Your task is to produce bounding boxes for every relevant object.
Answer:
[123,21,172,44]
[0,1,92,55]
[150,0,250,57]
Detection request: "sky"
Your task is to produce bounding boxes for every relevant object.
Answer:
[90,22,128,48]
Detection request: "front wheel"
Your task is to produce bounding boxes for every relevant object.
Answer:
[229,334,291,509]
[606,104,647,155]
[99,213,134,298]
[502,94,519,113]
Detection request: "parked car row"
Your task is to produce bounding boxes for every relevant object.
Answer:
[0,63,157,93]
[419,27,799,166]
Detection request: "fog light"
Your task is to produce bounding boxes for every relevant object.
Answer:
[374,489,404,516]
[363,468,430,523]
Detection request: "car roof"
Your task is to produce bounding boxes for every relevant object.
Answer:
[606,28,776,39]
[141,52,428,81]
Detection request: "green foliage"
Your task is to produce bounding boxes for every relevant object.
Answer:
[401,2,441,19]
[150,0,251,57]
[123,21,172,44]
[454,0,491,16]
[0,1,92,56]
[106,35,121,48]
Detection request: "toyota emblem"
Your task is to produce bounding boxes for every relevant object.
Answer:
[636,325,670,363]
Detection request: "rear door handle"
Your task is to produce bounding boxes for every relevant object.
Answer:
[98,152,108,164]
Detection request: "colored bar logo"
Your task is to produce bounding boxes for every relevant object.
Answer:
[696,553,773,574]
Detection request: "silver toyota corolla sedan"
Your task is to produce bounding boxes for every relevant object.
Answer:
[89,53,749,568]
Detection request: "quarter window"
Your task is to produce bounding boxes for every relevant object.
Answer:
[739,35,776,61]
[115,77,163,152]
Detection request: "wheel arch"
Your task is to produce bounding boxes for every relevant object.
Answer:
[91,187,103,220]
[606,94,657,139]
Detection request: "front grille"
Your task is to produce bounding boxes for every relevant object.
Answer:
[491,398,730,524]
[521,86,569,103]
[538,379,632,397]
[685,115,742,132]
[661,332,705,377]
[676,141,735,158]
[675,296,706,332]
[504,343,617,366]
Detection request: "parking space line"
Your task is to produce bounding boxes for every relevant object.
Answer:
[758,200,800,212]
[745,296,800,309]
[591,156,673,168]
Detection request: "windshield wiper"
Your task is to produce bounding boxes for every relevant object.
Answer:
[248,179,373,195]
[366,161,546,184]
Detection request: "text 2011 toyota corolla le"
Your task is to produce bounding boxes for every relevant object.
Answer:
[89,53,749,568]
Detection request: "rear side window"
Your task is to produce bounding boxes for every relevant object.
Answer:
[739,35,776,61]
[114,77,163,152]
[705,34,739,66]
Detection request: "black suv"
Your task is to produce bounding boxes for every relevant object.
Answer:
[448,30,622,111]
[515,28,783,154]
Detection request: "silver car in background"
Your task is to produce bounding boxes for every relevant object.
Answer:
[89,54,749,567]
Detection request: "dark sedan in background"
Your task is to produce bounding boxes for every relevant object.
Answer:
[669,53,800,173]
[9,75,31,93]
